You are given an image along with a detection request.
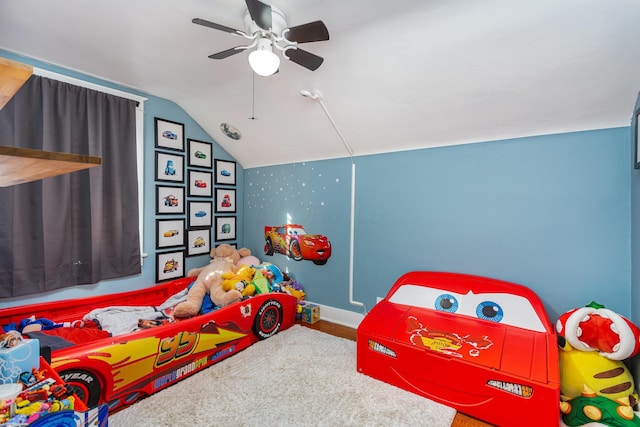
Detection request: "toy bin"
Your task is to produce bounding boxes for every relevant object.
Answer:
[0,357,108,427]
[0,339,39,384]
[302,303,320,324]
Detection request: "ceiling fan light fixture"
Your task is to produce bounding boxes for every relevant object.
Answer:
[195,2,329,73]
[248,40,280,76]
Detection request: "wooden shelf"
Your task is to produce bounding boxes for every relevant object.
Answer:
[0,146,102,187]
[0,60,103,187]
[0,57,32,110]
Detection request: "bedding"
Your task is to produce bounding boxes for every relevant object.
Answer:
[81,287,189,336]
[4,287,191,349]
[25,323,111,350]
[24,331,75,352]
[4,286,190,338]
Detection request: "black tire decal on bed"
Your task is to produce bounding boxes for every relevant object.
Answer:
[59,369,101,407]
[253,299,283,340]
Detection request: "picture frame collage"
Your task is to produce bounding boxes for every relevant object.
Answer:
[154,117,238,282]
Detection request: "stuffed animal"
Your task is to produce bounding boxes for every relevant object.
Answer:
[173,244,252,318]
[237,255,260,268]
[221,264,256,297]
[282,280,306,301]
[251,269,271,294]
[556,301,640,427]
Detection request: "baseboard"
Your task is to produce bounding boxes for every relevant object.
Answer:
[313,303,365,330]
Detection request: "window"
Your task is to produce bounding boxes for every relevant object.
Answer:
[0,72,145,297]
[33,68,148,260]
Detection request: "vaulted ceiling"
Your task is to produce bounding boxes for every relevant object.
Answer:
[1,0,640,168]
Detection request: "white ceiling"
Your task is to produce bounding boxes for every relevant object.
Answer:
[1,0,640,168]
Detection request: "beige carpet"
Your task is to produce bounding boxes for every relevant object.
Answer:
[109,324,457,426]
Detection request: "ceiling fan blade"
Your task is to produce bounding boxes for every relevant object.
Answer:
[192,18,242,35]
[285,21,330,43]
[208,46,249,59]
[284,48,324,71]
[245,0,272,30]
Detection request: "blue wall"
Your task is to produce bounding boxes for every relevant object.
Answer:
[243,159,354,309]
[0,50,242,308]
[244,128,632,321]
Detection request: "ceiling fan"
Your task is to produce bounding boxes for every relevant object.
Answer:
[193,0,329,76]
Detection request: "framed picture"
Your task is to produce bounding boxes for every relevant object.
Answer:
[155,117,185,152]
[156,185,185,215]
[635,109,640,169]
[187,228,211,257]
[215,216,236,241]
[156,151,184,183]
[188,200,212,228]
[156,218,185,249]
[156,250,185,283]
[188,139,213,169]
[188,170,212,197]
[215,188,236,213]
[215,159,237,186]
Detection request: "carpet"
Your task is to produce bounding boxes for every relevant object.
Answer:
[109,324,457,426]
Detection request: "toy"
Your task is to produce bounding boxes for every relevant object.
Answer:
[557,302,640,361]
[556,302,640,426]
[257,262,284,291]
[251,269,271,294]
[237,255,260,267]
[281,275,306,301]
[174,244,251,318]
[357,271,560,427]
[560,386,639,427]
[222,264,256,297]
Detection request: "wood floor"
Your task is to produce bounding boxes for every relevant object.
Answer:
[297,319,494,427]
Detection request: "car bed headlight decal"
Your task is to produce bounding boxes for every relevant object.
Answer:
[368,339,397,358]
[487,380,533,398]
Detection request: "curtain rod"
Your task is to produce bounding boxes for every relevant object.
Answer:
[33,67,147,105]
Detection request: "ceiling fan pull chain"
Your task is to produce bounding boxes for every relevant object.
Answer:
[249,72,256,120]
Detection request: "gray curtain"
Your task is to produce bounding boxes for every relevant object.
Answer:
[0,75,141,297]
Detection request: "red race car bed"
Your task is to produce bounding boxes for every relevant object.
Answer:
[357,271,560,427]
[0,277,297,412]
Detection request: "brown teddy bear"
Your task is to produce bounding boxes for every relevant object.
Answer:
[173,244,252,318]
